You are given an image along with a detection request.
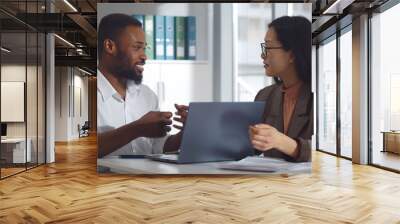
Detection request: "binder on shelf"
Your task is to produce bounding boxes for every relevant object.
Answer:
[164,16,175,60]
[186,16,196,60]
[132,14,144,27]
[174,17,186,60]
[154,16,165,60]
[144,15,154,59]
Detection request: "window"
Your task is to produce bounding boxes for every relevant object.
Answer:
[339,28,352,158]
[0,1,47,179]
[234,3,311,102]
[370,2,400,171]
[317,36,337,154]
[235,3,273,102]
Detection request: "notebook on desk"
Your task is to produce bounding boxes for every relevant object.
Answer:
[217,156,311,173]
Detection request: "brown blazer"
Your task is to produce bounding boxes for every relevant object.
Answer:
[254,83,313,162]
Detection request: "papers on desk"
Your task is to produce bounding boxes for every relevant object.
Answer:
[217,156,311,173]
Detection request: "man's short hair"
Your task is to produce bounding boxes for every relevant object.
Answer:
[98,13,142,58]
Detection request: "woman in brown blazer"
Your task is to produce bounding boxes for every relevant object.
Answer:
[249,16,313,162]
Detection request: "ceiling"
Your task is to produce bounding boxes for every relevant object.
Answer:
[0,0,392,73]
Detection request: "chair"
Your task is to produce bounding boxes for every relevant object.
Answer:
[78,121,90,138]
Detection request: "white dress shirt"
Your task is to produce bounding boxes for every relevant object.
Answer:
[97,70,168,156]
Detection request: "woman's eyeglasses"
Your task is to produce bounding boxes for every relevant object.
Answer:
[260,43,284,57]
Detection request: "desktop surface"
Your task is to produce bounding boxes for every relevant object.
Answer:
[98,156,311,175]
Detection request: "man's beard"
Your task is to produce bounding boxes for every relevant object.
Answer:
[113,51,143,85]
[115,66,143,84]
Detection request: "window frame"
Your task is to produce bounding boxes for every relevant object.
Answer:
[367,0,400,173]
[315,23,353,161]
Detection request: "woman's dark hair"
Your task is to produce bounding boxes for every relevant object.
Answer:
[268,16,311,85]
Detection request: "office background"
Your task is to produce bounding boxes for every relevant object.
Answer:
[1,1,400,222]
[0,0,399,178]
[97,3,311,136]
[0,1,46,178]
[314,2,400,171]
[0,0,96,179]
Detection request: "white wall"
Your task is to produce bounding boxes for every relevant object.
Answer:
[1,65,39,138]
[55,66,68,141]
[1,63,46,163]
[1,65,26,140]
[71,72,89,137]
[55,67,89,141]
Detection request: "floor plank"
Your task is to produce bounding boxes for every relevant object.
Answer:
[0,135,400,223]
[372,151,400,171]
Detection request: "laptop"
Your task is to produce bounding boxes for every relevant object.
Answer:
[147,102,265,164]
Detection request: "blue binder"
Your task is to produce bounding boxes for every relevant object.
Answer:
[174,16,186,60]
[144,15,155,59]
[164,16,175,60]
[154,16,165,60]
[186,16,196,60]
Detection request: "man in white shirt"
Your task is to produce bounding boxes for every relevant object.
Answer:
[97,13,187,158]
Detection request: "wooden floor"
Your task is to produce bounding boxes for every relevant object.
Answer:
[1,163,46,178]
[1,167,26,178]
[1,135,400,223]
[372,151,400,171]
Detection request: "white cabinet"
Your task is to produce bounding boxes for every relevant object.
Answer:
[142,61,213,134]
[1,138,32,163]
[143,61,213,110]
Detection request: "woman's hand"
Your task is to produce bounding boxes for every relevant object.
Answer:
[249,124,299,158]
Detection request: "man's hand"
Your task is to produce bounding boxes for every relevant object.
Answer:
[172,104,189,130]
[135,111,173,138]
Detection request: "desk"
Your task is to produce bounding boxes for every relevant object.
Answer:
[97,157,311,175]
[1,138,31,163]
[382,131,400,154]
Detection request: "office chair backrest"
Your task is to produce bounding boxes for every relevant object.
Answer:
[82,121,90,129]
